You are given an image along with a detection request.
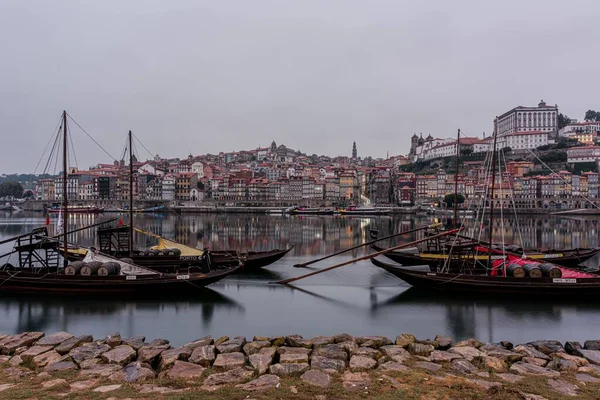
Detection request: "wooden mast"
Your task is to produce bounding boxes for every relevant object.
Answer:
[62,110,68,267]
[487,118,499,268]
[128,130,134,257]
[453,128,460,225]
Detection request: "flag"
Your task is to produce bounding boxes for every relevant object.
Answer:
[45,211,50,226]
[56,208,63,235]
[118,213,123,226]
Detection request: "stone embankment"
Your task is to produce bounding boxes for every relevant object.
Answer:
[1,331,600,399]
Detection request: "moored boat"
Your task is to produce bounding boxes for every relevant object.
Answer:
[339,206,391,215]
[47,205,104,214]
[289,206,335,215]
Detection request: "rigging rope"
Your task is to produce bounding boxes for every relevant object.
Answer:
[66,113,115,161]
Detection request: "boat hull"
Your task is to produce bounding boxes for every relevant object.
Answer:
[47,207,104,214]
[211,246,294,271]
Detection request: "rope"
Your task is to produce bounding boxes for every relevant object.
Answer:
[66,113,115,161]
[132,133,155,160]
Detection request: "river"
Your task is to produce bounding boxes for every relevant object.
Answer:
[0,211,599,346]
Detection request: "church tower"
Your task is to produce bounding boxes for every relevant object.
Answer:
[352,142,357,159]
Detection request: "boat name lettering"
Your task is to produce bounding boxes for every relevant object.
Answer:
[544,254,561,258]
[180,256,201,261]
[126,275,137,280]
[553,278,576,283]
[176,275,190,280]
[427,273,437,276]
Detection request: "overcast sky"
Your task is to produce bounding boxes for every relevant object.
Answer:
[1,0,598,173]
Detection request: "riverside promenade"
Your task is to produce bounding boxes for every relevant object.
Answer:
[1,331,599,399]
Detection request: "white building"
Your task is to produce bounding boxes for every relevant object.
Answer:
[559,121,600,137]
[138,163,165,177]
[498,131,549,151]
[496,100,558,138]
[191,162,205,179]
[162,175,176,201]
[567,146,600,164]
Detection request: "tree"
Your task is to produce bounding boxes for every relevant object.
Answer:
[0,182,24,198]
[585,110,600,122]
[443,193,465,208]
[557,113,572,129]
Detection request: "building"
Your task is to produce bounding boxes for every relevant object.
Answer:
[496,100,558,138]
[567,146,600,164]
[498,131,549,151]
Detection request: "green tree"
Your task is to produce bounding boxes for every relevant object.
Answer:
[557,113,572,129]
[443,193,465,208]
[585,110,600,122]
[0,182,24,198]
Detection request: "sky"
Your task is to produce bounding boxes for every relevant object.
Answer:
[1,0,598,173]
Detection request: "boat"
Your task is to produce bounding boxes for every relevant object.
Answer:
[116,205,166,213]
[339,205,391,215]
[46,204,104,214]
[289,206,335,215]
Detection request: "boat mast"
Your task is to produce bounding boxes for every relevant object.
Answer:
[62,110,68,268]
[487,118,499,269]
[128,130,134,257]
[453,129,460,225]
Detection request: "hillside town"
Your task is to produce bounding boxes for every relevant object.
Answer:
[8,101,600,210]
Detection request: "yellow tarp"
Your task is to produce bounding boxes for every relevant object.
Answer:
[134,228,204,257]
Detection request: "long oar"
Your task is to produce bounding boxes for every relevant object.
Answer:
[293,223,442,268]
[275,228,461,285]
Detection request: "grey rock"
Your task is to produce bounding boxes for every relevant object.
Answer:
[546,357,577,372]
[214,336,229,346]
[519,393,549,400]
[495,373,524,383]
[480,344,523,363]
[189,345,216,367]
[414,361,442,372]
[36,331,74,348]
[301,369,331,387]
[313,344,347,361]
[339,340,359,354]
[69,342,111,365]
[104,332,122,348]
[380,345,411,363]
[578,364,600,375]
[137,344,169,365]
[522,357,548,367]
[101,345,136,366]
[500,340,514,350]
[32,350,65,368]
[565,341,583,355]
[350,346,380,359]
[79,358,103,369]
[148,338,169,347]
[332,333,354,344]
[166,360,206,380]
[547,378,579,397]
[434,335,452,350]
[395,333,416,348]
[158,347,192,371]
[310,336,335,348]
[235,374,280,391]
[242,341,271,356]
[122,336,146,351]
[584,340,600,351]
[553,352,589,367]
[454,338,484,348]
[110,361,155,382]
[355,336,392,348]
[204,367,254,386]
[341,371,371,391]
[183,336,213,350]
[55,335,93,355]
[513,345,551,360]
[576,373,600,383]
[466,379,502,391]
[450,359,478,374]
[268,336,285,347]
[0,332,45,355]
[528,340,564,355]
[428,350,463,363]
[79,364,123,377]
[407,343,434,356]
[286,334,312,348]
[577,349,600,365]
[474,355,507,372]
[310,356,346,372]
[216,336,246,354]
[269,362,310,376]
[0,355,10,364]
[8,355,22,367]
[509,362,560,377]
[20,345,53,362]
[45,360,78,372]
[280,352,309,364]
[349,355,377,372]
[249,352,274,375]
[213,352,246,371]
[378,361,410,372]
[448,346,484,361]
[277,346,311,356]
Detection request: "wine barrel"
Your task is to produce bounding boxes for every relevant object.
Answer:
[157,250,166,256]
[64,261,85,276]
[167,248,182,256]
[506,263,525,278]
[539,263,562,278]
[80,261,102,276]
[507,245,523,254]
[97,262,122,276]
[522,263,543,278]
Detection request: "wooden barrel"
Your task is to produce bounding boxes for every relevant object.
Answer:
[507,245,523,254]
[80,261,102,276]
[506,263,525,278]
[64,261,85,276]
[167,248,182,256]
[97,262,121,276]
[522,263,543,278]
[539,263,562,278]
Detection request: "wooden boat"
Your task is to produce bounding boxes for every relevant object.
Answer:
[210,246,294,271]
[116,205,166,213]
[370,257,600,296]
[289,207,335,215]
[339,206,391,216]
[47,205,104,214]
[371,243,600,269]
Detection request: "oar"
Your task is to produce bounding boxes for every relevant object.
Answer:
[293,223,442,268]
[275,228,461,285]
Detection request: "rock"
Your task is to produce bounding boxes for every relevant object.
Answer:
[213,352,246,371]
[80,358,103,369]
[341,371,370,391]
[509,362,560,377]
[79,364,123,377]
[407,343,434,356]
[0,355,9,364]
[578,364,600,375]
[253,335,269,342]
[332,333,354,343]
[546,357,577,372]
[286,334,312,348]
[45,360,77,372]
[339,340,359,354]
[496,373,524,383]
[14,346,28,355]
[380,345,411,363]
[20,345,53,362]
[249,353,274,375]
[55,335,93,355]
[41,378,67,389]
[166,360,206,380]
[553,352,589,367]
[500,340,514,350]
[578,349,600,365]
[547,378,579,397]
[466,379,502,391]
[310,356,346,373]
[280,352,309,364]
[428,350,463,363]
[3,366,30,378]
[528,340,564,355]
[474,355,507,372]
[36,331,74,348]
[104,333,122,348]
[69,342,111,365]
[310,336,335,348]
[450,359,478,374]
[137,384,185,394]
[481,344,523,363]
[513,345,551,360]
[415,361,442,372]
[519,393,549,400]
[0,384,15,392]
[102,345,136,366]
[355,336,392,348]
[313,344,347,361]
[277,346,311,356]
[235,374,280,391]
[93,384,122,393]
[378,361,410,372]
[69,379,99,391]
[0,332,44,354]
[158,347,192,371]
[290,385,299,394]
[138,345,169,365]
[301,369,332,387]
[122,336,146,351]
[454,338,484,348]
[214,336,229,346]
[148,338,170,347]
[32,350,64,368]
[448,346,484,361]
[8,355,22,366]
[204,367,254,386]
[216,336,247,354]
[434,335,452,350]
[576,373,600,383]
[242,341,270,356]
[268,336,285,347]
[183,336,213,350]
[395,333,416,348]
[584,340,600,350]
[189,345,216,367]
[349,355,377,372]
[350,347,380,359]
[565,341,583,355]
[269,362,310,376]
[109,361,155,382]
[523,357,548,367]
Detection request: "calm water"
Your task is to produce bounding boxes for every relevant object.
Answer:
[1,211,600,346]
